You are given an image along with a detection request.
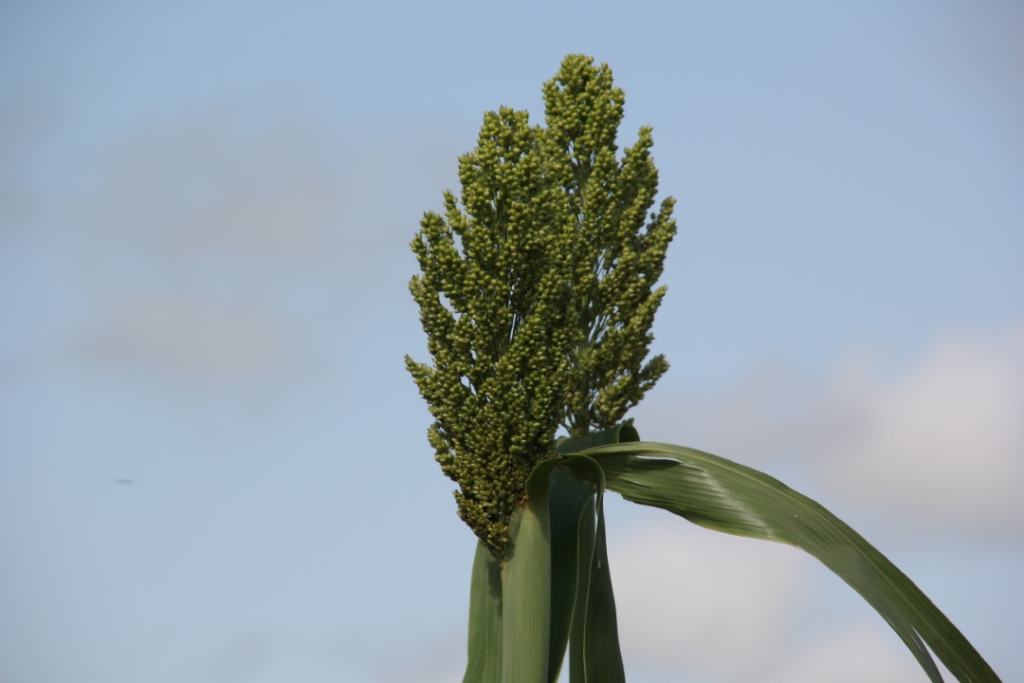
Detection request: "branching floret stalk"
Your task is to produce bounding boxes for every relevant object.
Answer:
[406,54,676,558]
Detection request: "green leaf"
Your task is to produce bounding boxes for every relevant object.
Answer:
[501,466,556,683]
[556,421,639,454]
[564,439,1001,683]
[463,540,503,683]
[572,491,626,683]
[546,466,598,683]
[557,430,633,683]
[567,493,598,682]
[462,452,617,683]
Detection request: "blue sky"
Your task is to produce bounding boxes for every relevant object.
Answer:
[1,2,1021,682]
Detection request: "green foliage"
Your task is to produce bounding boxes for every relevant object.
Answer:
[463,425,1001,683]
[406,54,676,556]
[577,437,1001,683]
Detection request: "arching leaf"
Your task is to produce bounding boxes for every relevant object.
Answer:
[559,436,1000,683]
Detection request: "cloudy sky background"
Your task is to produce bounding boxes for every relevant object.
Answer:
[1,2,1021,682]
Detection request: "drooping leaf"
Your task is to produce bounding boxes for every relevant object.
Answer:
[557,430,633,683]
[561,438,1000,683]
[546,467,598,683]
[573,493,626,683]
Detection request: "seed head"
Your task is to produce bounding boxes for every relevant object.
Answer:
[407,55,676,557]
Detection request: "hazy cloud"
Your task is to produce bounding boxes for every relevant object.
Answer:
[81,101,459,281]
[638,323,1024,536]
[0,81,58,228]
[764,619,929,683]
[85,107,342,269]
[610,518,810,680]
[821,325,1024,535]
[206,632,270,680]
[75,291,301,391]
[951,1,1024,142]
[43,100,461,397]
[608,516,966,683]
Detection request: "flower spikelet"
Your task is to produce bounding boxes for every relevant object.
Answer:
[407,55,676,557]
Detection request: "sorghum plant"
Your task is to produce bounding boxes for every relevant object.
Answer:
[407,54,1000,683]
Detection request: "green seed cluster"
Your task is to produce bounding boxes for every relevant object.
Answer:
[406,54,676,557]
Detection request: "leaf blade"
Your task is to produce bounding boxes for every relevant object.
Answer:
[557,432,631,683]
[501,477,553,683]
[547,467,598,682]
[575,495,626,683]
[569,440,1001,683]
[463,539,503,683]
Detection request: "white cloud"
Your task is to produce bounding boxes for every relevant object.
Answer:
[0,82,57,227]
[820,325,1024,534]
[84,107,342,268]
[636,323,1024,536]
[604,513,973,683]
[43,102,461,397]
[369,631,464,683]
[78,101,459,284]
[608,516,810,681]
[764,619,929,683]
[75,293,300,391]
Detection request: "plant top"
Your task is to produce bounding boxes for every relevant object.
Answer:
[406,54,676,557]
